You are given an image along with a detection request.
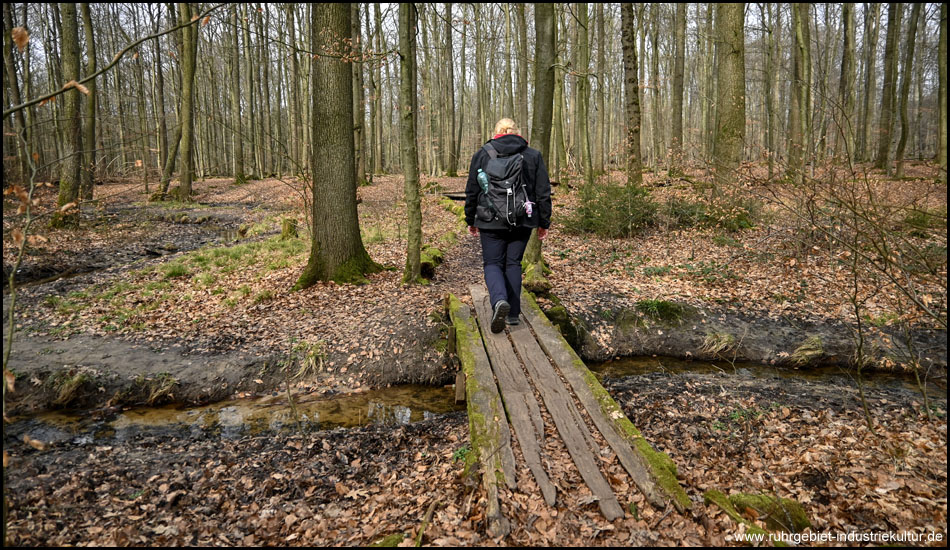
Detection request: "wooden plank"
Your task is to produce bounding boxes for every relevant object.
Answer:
[447,295,512,537]
[470,285,556,507]
[507,316,625,521]
[521,291,691,512]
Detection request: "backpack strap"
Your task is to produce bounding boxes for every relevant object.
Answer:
[482,142,499,160]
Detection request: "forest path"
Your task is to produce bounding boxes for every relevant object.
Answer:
[451,283,689,536]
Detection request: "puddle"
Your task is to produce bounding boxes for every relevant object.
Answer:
[588,355,947,396]
[11,384,465,445]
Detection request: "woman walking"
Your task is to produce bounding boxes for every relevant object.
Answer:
[465,118,552,333]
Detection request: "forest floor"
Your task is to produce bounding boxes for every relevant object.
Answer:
[3,162,947,545]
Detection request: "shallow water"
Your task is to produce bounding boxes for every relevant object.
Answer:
[13,384,466,444]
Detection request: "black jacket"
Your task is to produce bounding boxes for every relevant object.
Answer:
[464,134,552,231]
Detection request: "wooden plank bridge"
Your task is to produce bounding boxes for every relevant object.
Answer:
[448,285,690,537]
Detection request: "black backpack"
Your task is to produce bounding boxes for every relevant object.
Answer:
[475,143,529,226]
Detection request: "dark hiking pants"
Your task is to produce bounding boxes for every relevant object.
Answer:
[479,227,533,319]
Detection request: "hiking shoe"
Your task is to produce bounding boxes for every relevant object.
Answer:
[507,315,521,326]
[491,301,510,333]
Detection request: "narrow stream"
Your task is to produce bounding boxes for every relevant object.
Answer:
[10,384,466,445]
[9,356,944,446]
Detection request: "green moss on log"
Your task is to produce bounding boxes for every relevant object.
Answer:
[704,490,782,545]
[369,533,406,547]
[728,493,811,533]
[280,218,298,240]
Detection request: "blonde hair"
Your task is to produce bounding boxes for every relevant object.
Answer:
[493,118,520,136]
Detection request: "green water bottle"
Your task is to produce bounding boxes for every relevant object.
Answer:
[477,169,490,193]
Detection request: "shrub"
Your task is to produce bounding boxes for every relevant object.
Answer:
[561,181,657,238]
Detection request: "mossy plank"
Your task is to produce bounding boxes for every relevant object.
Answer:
[447,294,512,537]
[521,291,691,512]
[470,285,556,507]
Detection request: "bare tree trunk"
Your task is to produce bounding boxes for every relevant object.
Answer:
[399,2,423,283]
[876,2,902,173]
[595,2,606,175]
[294,2,379,290]
[523,2,556,292]
[577,3,593,185]
[516,4,529,137]
[895,3,921,178]
[3,4,28,182]
[939,3,948,182]
[229,5,244,182]
[858,3,881,162]
[837,3,857,163]
[176,2,197,199]
[53,2,82,228]
[352,3,366,186]
[444,3,458,176]
[788,3,811,184]
[79,3,96,199]
[670,2,686,176]
[713,3,745,190]
[621,3,643,189]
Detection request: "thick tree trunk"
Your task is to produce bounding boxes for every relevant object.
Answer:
[53,2,82,228]
[294,3,380,290]
[876,2,902,173]
[620,3,643,189]
[399,3,423,283]
[895,3,921,178]
[713,3,745,190]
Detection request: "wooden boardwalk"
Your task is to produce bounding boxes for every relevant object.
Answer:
[448,285,689,537]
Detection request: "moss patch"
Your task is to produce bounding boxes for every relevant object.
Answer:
[704,490,783,545]
[789,336,823,367]
[635,299,693,325]
[729,493,811,533]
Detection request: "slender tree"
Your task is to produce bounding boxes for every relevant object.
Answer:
[670,2,687,176]
[294,2,380,290]
[3,4,29,181]
[52,2,82,228]
[939,3,947,182]
[895,3,921,178]
[858,3,881,162]
[229,5,244,183]
[788,3,811,184]
[837,3,857,162]
[399,3,423,283]
[79,3,96,199]
[876,2,902,173]
[176,2,197,199]
[523,3,556,293]
[352,3,366,186]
